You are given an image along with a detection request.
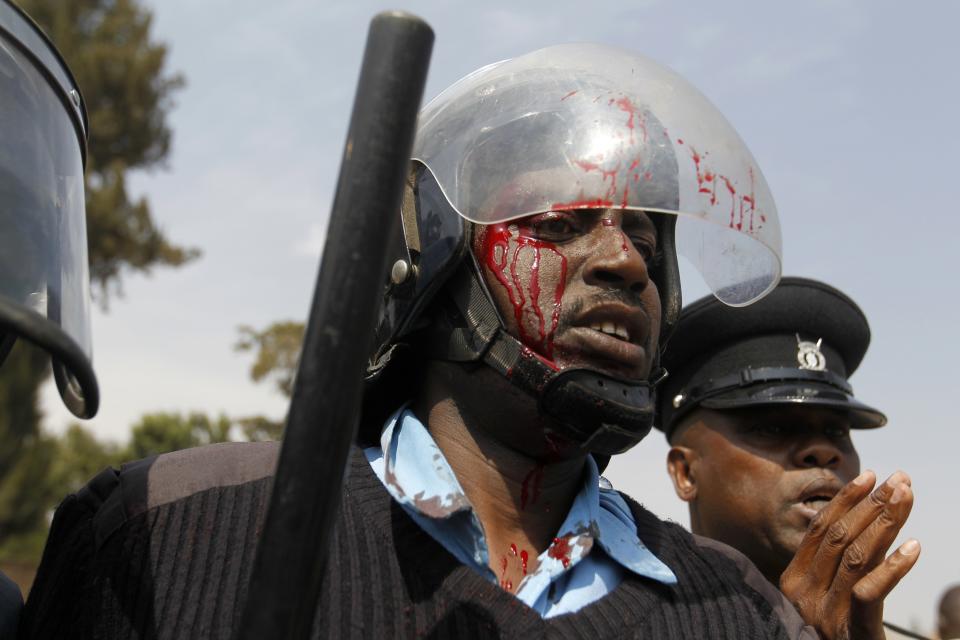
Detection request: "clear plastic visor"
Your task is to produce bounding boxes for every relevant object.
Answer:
[0,33,94,415]
[413,43,782,305]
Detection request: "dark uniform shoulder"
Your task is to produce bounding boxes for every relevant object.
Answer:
[616,490,819,640]
[76,440,280,547]
[20,441,280,639]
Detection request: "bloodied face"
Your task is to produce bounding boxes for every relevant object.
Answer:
[473,208,662,381]
[669,406,861,582]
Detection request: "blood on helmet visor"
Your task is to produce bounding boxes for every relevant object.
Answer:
[413,43,782,306]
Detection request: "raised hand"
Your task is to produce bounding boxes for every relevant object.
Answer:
[779,470,920,640]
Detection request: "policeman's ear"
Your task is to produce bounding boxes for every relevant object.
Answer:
[666,445,698,502]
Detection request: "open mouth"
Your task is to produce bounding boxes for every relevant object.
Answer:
[574,303,649,347]
[800,495,833,512]
[554,303,652,376]
[588,321,631,343]
[793,477,843,518]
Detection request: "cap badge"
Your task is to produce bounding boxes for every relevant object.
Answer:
[796,334,826,371]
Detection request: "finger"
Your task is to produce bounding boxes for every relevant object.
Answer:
[829,482,914,597]
[781,470,875,597]
[807,471,909,587]
[790,469,875,570]
[847,539,921,638]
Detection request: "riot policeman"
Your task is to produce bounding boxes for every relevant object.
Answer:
[23,42,811,639]
[22,42,858,639]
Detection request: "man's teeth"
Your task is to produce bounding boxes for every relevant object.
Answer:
[591,322,630,341]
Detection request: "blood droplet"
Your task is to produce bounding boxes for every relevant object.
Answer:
[549,537,572,569]
[600,218,630,253]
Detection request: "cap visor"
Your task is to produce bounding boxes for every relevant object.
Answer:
[699,382,886,429]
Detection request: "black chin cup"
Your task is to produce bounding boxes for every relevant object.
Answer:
[539,368,655,455]
[485,338,656,456]
[434,261,660,456]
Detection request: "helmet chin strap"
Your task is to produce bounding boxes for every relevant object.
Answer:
[429,259,668,456]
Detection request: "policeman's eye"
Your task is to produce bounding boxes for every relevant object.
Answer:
[747,423,789,438]
[525,212,583,241]
[823,425,852,440]
[630,238,662,267]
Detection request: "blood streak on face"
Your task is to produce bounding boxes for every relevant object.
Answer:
[481,223,568,359]
[601,218,630,253]
[520,549,529,575]
[549,536,573,569]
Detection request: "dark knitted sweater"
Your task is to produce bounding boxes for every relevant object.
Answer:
[19,442,816,639]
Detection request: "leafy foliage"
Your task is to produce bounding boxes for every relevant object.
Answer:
[234,322,305,398]
[234,414,286,444]
[126,412,233,460]
[232,320,306,439]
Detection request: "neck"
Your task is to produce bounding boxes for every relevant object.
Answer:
[689,505,786,586]
[413,361,587,590]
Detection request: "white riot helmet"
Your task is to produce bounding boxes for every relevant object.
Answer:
[362,44,781,455]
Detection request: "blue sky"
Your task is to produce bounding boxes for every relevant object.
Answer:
[39,0,959,631]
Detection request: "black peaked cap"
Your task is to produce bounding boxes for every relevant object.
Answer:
[657,276,886,439]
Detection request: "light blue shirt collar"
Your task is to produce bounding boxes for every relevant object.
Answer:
[365,407,676,617]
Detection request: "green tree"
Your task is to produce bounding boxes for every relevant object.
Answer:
[126,412,233,460]
[235,322,305,398]
[235,414,285,444]
[233,320,305,440]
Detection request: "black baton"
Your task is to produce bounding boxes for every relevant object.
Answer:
[236,12,433,639]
